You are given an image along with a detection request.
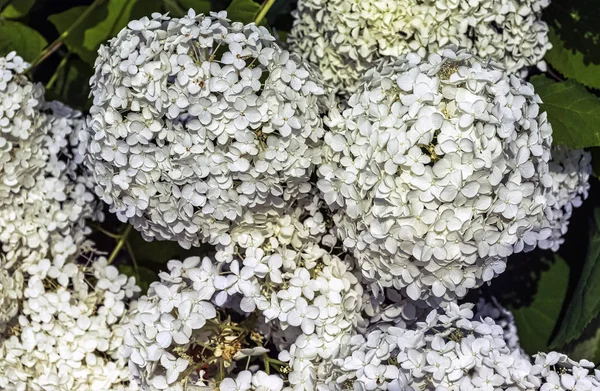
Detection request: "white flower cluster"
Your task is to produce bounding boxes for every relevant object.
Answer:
[0,52,100,314]
[318,48,553,304]
[288,0,551,95]
[474,296,522,354]
[0,52,139,390]
[534,147,592,252]
[123,195,370,390]
[86,10,326,249]
[317,302,600,391]
[0,253,140,391]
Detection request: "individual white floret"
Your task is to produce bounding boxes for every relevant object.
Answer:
[317,48,553,304]
[289,0,551,95]
[86,10,326,250]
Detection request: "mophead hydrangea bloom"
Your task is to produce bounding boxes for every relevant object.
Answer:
[289,0,551,95]
[86,10,326,249]
[123,196,367,390]
[314,302,600,391]
[0,248,140,391]
[317,48,553,304]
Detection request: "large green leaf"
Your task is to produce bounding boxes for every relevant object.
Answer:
[1,0,35,18]
[531,75,600,148]
[509,255,569,354]
[0,20,47,62]
[49,0,159,65]
[545,28,600,90]
[551,208,600,348]
[46,56,94,111]
[226,0,260,24]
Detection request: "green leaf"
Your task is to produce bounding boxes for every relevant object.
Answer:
[179,0,211,14]
[0,20,47,62]
[510,255,569,354]
[1,0,35,18]
[531,75,600,148]
[564,316,600,364]
[49,0,157,65]
[545,28,600,90]
[46,56,94,111]
[544,0,600,68]
[118,265,157,293]
[163,0,188,16]
[226,0,260,24]
[551,208,600,348]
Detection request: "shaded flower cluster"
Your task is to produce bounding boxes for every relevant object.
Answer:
[289,0,551,95]
[86,10,326,249]
[533,147,592,252]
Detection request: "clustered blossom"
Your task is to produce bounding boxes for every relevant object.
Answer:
[123,195,369,390]
[316,302,600,390]
[0,253,140,391]
[1,2,596,390]
[317,48,553,304]
[86,10,326,249]
[0,53,139,390]
[288,0,551,95]
[0,52,101,274]
[533,147,592,252]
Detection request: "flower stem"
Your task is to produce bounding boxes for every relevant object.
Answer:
[45,54,69,89]
[107,225,132,264]
[27,0,106,71]
[254,0,276,25]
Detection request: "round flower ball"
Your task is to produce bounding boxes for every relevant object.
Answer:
[86,10,326,249]
[289,0,551,96]
[317,48,553,304]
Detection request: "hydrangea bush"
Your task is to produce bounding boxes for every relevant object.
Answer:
[0,1,599,391]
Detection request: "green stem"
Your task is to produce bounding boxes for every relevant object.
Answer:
[46,54,69,89]
[90,223,121,239]
[27,0,106,71]
[107,225,132,264]
[125,239,140,278]
[263,354,270,375]
[254,0,276,25]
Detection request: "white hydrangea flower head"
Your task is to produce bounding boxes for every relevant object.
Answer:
[312,302,600,391]
[87,10,326,249]
[0,52,49,200]
[318,48,553,305]
[123,253,291,390]
[533,147,591,252]
[0,245,141,391]
[289,0,551,95]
